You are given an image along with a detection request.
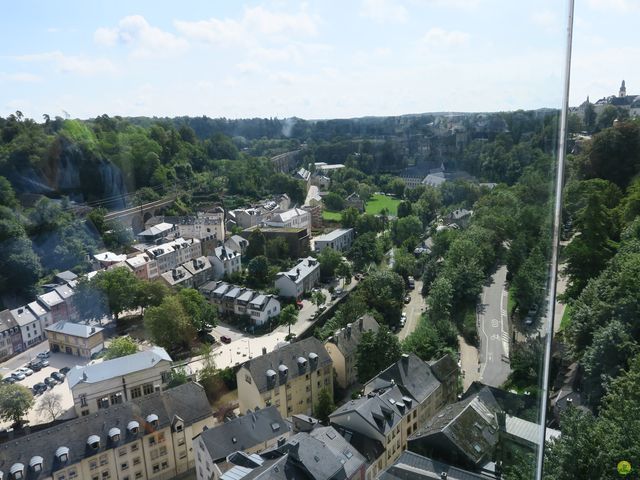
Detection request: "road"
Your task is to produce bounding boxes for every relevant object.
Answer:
[398,280,426,340]
[477,265,511,388]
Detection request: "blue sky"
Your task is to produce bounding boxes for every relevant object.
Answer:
[1,0,638,120]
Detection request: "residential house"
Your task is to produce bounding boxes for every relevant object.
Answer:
[210,246,242,280]
[53,283,77,320]
[182,256,213,287]
[45,321,105,358]
[324,315,380,389]
[10,305,43,350]
[314,228,355,253]
[294,167,311,183]
[225,235,250,255]
[310,173,331,189]
[68,346,173,416]
[379,451,489,480]
[166,209,226,241]
[0,309,22,361]
[200,281,281,325]
[265,208,311,235]
[37,289,72,323]
[27,300,54,330]
[345,192,365,212]
[446,209,473,228]
[138,222,179,243]
[229,208,266,230]
[237,337,333,418]
[194,406,291,480]
[241,226,310,258]
[54,270,78,285]
[145,237,202,275]
[94,251,128,268]
[160,265,193,289]
[274,257,320,298]
[126,253,158,280]
[0,382,214,480]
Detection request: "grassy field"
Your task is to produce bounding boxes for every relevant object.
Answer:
[365,194,401,216]
[559,304,572,331]
[322,210,342,221]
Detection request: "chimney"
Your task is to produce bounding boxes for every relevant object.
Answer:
[6,428,14,439]
[18,308,24,314]
[262,347,267,355]
[346,324,352,338]
[496,411,506,432]
[401,353,410,364]
[440,473,448,480]
[358,317,363,331]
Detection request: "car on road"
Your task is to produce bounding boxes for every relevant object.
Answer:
[220,335,232,344]
[11,371,26,381]
[51,371,66,382]
[37,350,50,359]
[407,276,415,290]
[404,294,411,304]
[17,367,34,376]
[2,376,16,384]
[59,367,71,375]
[400,312,407,327]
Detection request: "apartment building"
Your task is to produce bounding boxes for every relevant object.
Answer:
[45,321,105,358]
[324,315,380,389]
[237,337,333,419]
[27,299,54,330]
[194,406,290,480]
[224,235,249,255]
[68,346,173,416]
[0,309,22,361]
[126,253,157,280]
[210,246,242,280]
[37,289,72,324]
[330,354,458,480]
[145,237,202,275]
[0,382,214,480]
[10,304,43,350]
[241,226,311,258]
[274,257,320,298]
[265,207,311,235]
[314,228,355,253]
[200,281,280,325]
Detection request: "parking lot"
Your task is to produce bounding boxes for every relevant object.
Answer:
[1,340,93,429]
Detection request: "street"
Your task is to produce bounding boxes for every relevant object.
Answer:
[398,279,426,340]
[477,265,511,388]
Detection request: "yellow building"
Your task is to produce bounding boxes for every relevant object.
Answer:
[0,382,214,480]
[45,321,105,358]
[237,337,333,419]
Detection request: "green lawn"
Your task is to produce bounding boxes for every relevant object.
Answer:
[559,304,572,331]
[365,194,401,216]
[322,210,342,221]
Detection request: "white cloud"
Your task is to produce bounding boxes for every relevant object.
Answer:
[531,10,558,29]
[422,28,470,47]
[587,0,640,12]
[94,15,188,58]
[13,51,116,75]
[412,0,479,9]
[235,62,263,74]
[0,72,42,83]
[360,0,408,23]
[174,6,317,46]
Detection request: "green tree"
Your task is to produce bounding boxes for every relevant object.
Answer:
[355,213,383,234]
[388,178,406,197]
[511,247,547,314]
[356,326,402,383]
[136,280,171,314]
[0,176,19,208]
[340,207,360,228]
[318,247,343,281]
[397,200,413,218]
[279,304,298,336]
[314,388,335,423]
[312,290,327,308]
[358,270,405,326]
[336,260,352,286]
[104,336,139,360]
[391,215,423,247]
[166,368,189,388]
[348,232,383,271]
[93,267,141,321]
[0,384,34,426]
[266,237,290,261]
[144,296,195,351]
[73,277,109,323]
[177,288,218,331]
[323,192,345,211]
[245,229,266,259]
[392,248,416,281]
[247,255,270,287]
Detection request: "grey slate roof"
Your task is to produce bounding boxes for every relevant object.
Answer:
[0,382,211,479]
[306,426,366,479]
[243,337,332,394]
[0,309,19,333]
[197,406,290,462]
[364,353,442,404]
[68,346,172,389]
[331,425,385,464]
[429,355,458,384]
[325,315,379,358]
[54,270,78,284]
[45,321,103,339]
[9,305,37,327]
[379,451,489,480]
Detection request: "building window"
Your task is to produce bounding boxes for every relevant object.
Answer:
[143,383,154,395]
[131,444,139,452]
[80,394,87,407]
[179,449,187,459]
[130,387,142,399]
[118,447,127,457]
[135,473,143,480]
[159,445,167,456]
[152,464,160,474]
[97,397,109,409]
[100,454,108,466]
[149,436,156,447]
[90,461,98,470]
[161,461,169,470]
[82,409,89,416]
[158,431,165,443]
[121,462,129,471]
[110,392,123,405]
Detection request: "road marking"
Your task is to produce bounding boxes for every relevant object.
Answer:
[491,319,499,328]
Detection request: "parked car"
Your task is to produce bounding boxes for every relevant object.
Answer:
[220,335,232,344]
[29,361,43,372]
[51,372,66,382]
[59,367,71,375]
[2,376,16,384]
[44,377,57,387]
[404,294,411,304]
[37,350,50,359]
[11,371,26,381]
[407,276,415,290]
[33,383,48,395]
[39,359,50,367]
[17,367,33,376]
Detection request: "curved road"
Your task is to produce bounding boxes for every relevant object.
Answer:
[477,265,511,387]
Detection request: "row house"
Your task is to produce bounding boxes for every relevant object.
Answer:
[160,256,212,289]
[210,245,242,280]
[10,305,43,350]
[0,309,22,361]
[0,382,214,480]
[145,237,202,275]
[199,281,280,325]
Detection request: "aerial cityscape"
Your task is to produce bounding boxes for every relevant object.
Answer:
[1,2,639,480]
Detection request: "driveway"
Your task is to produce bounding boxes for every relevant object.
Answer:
[398,279,426,340]
[477,265,511,388]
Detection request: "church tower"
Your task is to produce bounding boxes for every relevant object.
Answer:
[619,80,627,98]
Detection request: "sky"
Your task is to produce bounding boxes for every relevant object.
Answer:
[1,0,638,120]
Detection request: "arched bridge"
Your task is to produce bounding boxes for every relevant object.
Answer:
[103,195,177,234]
